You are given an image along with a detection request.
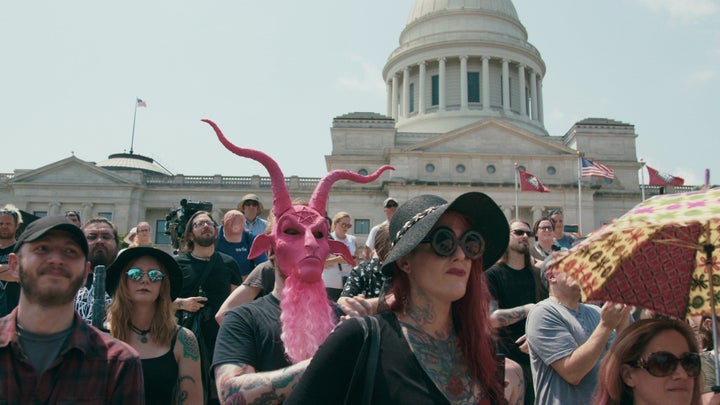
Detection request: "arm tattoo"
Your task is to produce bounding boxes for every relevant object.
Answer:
[176,375,195,404]
[179,328,200,361]
[216,360,309,405]
[492,305,530,327]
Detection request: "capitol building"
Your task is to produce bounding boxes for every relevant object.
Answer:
[0,0,686,248]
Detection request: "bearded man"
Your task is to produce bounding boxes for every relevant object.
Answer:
[202,119,392,404]
[0,216,144,403]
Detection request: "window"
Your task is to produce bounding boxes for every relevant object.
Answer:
[33,211,47,218]
[517,165,526,172]
[456,164,466,173]
[467,72,480,103]
[431,75,439,106]
[155,220,171,245]
[547,166,557,175]
[426,163,435,173]
[409,83,415,113]
[486,165,496,174]
[358,169,368,176]
[354,219,370,235]
[98,212,113,221]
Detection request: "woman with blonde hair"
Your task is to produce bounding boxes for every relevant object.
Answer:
[106,247,203,404]
[323,211,359,301]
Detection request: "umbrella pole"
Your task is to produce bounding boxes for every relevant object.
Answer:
[706,244,720,392]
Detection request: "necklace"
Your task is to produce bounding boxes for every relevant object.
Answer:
[190,252,211,261]
[129,324,151,343]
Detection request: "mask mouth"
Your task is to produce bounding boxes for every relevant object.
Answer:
[294,258,324,283]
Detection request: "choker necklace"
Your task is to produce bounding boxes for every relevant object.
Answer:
[130,324,151,343]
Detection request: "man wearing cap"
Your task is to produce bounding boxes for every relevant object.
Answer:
[238,194,268,236]
[364,197,399,259]
[65,210,82,227]
[0,205,22,317]
[74,217,120,325]
[0,216,144,403]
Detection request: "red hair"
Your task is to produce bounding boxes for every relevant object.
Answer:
[388,258,503,402]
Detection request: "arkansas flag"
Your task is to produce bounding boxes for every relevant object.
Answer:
[519,170,550,192]
[647,166,684,186]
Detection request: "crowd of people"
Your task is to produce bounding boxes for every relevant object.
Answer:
[2,174,720,405]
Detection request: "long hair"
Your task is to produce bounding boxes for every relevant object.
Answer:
[108,261,178,346]
[386,213,504,403]
[592,318,702,405]
[182,211,216,252]
[498,219,533,269]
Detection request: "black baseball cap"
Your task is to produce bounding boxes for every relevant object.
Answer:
[14,216,89,256]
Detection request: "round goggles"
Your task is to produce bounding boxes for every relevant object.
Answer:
[631,351,701,378]
[126,268,165,283]
[420,226,485,260]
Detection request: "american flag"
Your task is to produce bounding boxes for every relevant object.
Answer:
[581,157,614,179]
[136,98,147,107]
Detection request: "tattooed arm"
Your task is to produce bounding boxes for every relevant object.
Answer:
[174,327,203,405]
[214,359,310,405]
[489,300,535,329]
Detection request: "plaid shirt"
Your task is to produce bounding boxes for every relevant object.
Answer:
[0,308,145,404]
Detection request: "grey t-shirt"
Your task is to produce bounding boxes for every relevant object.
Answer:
[18,323,74,378]
[526,299,613,405]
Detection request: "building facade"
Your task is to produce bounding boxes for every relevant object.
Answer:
[0,0,687,250]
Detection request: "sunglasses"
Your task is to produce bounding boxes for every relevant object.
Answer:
[127,268,165,283]
[338,223,352,229]
[539,226,554,232]
[420,226,485,260]
[511,229,534,237]
[243,201,259,207]
[0,209,18,219]
[385,202,398,208]
[630,351,701,378]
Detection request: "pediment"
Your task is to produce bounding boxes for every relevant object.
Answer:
[10,156,135,186]
[404,119,574,156]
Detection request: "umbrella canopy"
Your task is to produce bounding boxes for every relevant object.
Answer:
[551,187,720,319]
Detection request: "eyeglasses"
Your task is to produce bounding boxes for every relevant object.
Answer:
[127,268,165,283]
[420,226,485,260]
[630,351,701,378]
[339,223,352,229]
[539,226,554,232]
[385,202,398,208]
[193,220,215,228]
[243,201,259,207]
[511,229,534,237]
[0,209,18,220]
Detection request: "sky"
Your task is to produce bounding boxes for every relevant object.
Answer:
[1,0,718,186]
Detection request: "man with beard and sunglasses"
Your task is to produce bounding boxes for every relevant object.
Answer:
[0,216,144,403]
[486,219,548,405]
[74,217,119,325]
[174,210,241,404]
[526,260,631,405]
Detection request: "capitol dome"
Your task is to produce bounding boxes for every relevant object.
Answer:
[383,0,547,135]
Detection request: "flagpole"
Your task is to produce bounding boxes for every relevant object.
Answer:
[514,161,519,218]
[639,158,646,200]
[577,151,583,235]
[130,98,138,154]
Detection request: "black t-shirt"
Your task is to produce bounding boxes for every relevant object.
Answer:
[485,262,537,362]
[0,244,19,317]
[212,294,289,373]
[175,251,242,317]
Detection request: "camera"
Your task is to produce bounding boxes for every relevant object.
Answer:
[165,199,213,250]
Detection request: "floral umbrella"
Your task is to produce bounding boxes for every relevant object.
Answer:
[551,187,720,319]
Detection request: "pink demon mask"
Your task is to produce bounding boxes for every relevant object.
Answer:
[204,119,393,363]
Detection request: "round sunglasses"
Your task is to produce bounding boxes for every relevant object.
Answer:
[126,268,165,283]
[630,351,701,378]
[420,226,485,260]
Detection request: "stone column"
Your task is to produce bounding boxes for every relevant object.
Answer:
[391,75,398,119]
[402,67,410,117]
[48,202,62,216]
[531,205,546,225]
[537,76,544,124]
[418,61,426,115]
[438,57,446,111]
[501,206,513,221]
[386,81,392,117]
[460,55,468,110]
[502,59,510,112]
[518,64,527,117]
[81,203,94,224]
[530,71,538,121]
[482,56,490,110]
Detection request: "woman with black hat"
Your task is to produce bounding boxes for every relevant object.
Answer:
[286,192,509,404]
[106,247,203,404]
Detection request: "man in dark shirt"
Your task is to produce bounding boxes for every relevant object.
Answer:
[0,205,22,317]
[486,219,545,405]
[0,216,144,403]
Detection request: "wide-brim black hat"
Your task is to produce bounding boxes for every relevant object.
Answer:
[381,192,509,276]
[106,247,183,301]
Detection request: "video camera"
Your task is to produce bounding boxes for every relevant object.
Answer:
[165,199,213,250]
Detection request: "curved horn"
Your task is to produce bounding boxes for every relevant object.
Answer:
[202,119,293,217]
[309,165,394,213]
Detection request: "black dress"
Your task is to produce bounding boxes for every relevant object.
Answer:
[141,328,180,404]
